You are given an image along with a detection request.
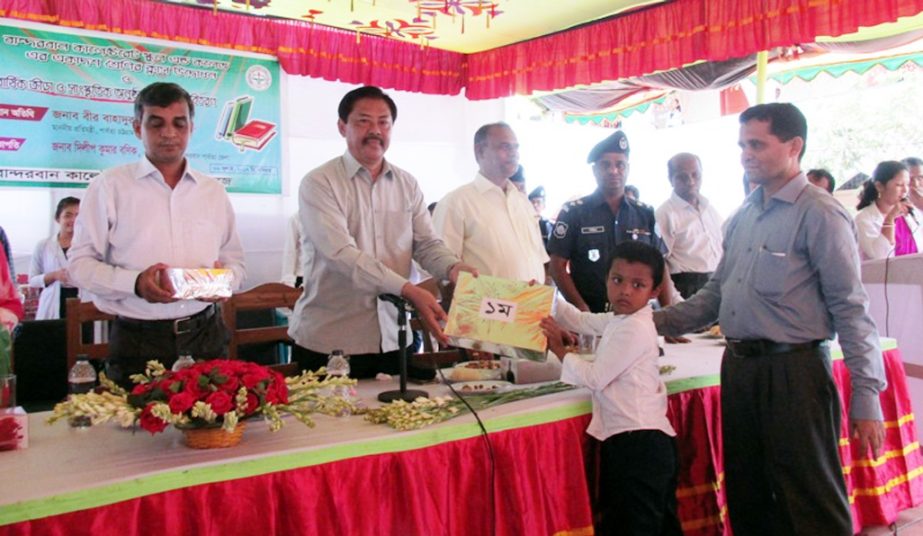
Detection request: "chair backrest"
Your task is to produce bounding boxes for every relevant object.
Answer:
[65,298,114,375]
[409,348,465,372]
[222,283,302,361]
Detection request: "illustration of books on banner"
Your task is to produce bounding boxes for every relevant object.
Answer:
[444,273,554,361]
[215,95,276,152]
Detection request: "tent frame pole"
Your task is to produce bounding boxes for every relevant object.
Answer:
[756,50,769,103]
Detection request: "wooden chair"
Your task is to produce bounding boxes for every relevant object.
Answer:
[268,362,300,377]
[221,283,302,361]
[65,298,114,376]
[409,348,465,371]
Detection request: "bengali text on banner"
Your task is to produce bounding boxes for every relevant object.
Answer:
[0,24,282,194]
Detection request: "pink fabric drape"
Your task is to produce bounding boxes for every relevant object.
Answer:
[465,0,923,99]
[5,0,923,99]
[0,0,466,95]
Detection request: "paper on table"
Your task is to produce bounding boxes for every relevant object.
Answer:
[444,273,554,361]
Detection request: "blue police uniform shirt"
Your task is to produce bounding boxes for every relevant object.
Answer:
[547,189,666,313]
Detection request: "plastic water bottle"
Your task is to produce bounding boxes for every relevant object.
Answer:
[68,357,97,428]
[172,354,195,372]
[326,349,350,378]
[326,350,353,416]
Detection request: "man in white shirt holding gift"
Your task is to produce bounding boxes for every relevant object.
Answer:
[288,86,473,379]
[70,82,245,383]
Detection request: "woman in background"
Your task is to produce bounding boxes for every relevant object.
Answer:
[29,197,80,320]
[855,161,921,260]
[0,244,23,331]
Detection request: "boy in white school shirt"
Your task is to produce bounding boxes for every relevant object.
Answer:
[541,241,682,536]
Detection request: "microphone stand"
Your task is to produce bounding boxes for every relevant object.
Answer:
[377,294,428,403]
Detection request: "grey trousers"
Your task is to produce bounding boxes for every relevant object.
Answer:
[720,345,853,536]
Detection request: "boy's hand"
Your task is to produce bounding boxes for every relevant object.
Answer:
[541,316,572,361]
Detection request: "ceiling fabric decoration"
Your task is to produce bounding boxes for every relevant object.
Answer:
[536,55,760,114]
[0,0,467,95]
[564,94,670,126]
[464,0,923,99]
[152,0,668,54]
[552,30,923,119]
[770,50,923,83]
[2,0,923,100]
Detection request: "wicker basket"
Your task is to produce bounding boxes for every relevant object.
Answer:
[183,423,245,449]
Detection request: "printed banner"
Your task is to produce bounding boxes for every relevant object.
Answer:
[0,24,282,193]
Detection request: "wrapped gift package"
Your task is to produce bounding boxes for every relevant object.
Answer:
[444,273,554,361]
[166,268,233,300]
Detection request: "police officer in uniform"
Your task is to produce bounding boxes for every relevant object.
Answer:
[548,131,670,313]
[528,185,553,248]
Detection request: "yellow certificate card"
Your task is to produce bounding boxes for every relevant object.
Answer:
[444,273,554,361]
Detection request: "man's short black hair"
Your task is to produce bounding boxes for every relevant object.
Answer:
[902,156,923,168]
[624,184,640,201]
[338,86,397,123]
[608,241,665,288]
[134,82,195,122]
[806,168,836,193]
[739,103,807,160]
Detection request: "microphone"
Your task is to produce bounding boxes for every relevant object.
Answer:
[377,293,428,403]
[902,197,918,224]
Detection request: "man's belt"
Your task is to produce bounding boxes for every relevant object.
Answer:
[725,338,825,358]
[116,304,217,335]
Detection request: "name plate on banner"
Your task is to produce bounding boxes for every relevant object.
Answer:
[445,273,554,361]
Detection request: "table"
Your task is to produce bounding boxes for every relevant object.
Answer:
[0,337,920,535]
[1,381,596,535]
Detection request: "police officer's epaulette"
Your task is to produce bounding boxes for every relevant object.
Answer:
[560,199,582,212]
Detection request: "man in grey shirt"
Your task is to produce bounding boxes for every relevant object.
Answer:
[288,86,473,378]
[654,103,886,535]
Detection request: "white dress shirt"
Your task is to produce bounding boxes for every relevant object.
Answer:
[289,152,459,355]
[854,203,923,260]
[280,213,309,287]
[69,156,245,320]
[555,300,675,441]
[29,235,70,320]
[433,173,548,283]
[655,193,723,274]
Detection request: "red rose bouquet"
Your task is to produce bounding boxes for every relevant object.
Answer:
[48,360,361,434]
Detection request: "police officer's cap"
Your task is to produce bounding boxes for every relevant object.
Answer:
[587,131,630,163]
[528,186,545,200]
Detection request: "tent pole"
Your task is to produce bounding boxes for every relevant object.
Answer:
[755,50,769,104]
